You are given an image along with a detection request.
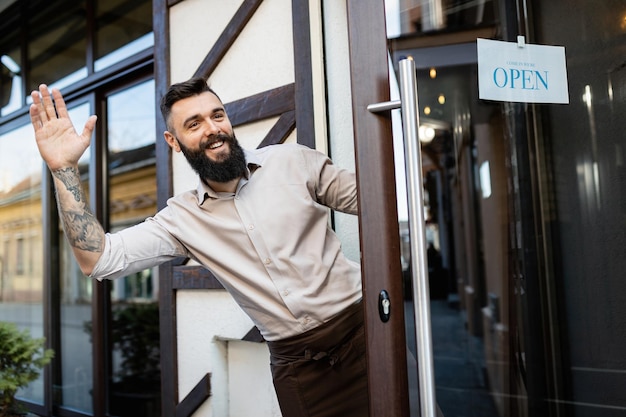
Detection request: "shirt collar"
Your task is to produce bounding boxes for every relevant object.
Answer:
[195,149,262,204]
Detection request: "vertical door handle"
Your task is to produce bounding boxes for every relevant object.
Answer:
[368,58,438,417]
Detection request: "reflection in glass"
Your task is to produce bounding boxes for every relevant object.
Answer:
[388,0,497,37]
[539,1,626,413]
[0,122,45,404]
[106,79,160,417]
[388,11,504,412]
[95,0,153,71]
[27,1,87,92]
[1,50,22,116]
[0,11,22,116]
[58,103,94,413]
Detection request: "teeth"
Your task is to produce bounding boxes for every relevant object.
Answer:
[208,140,224,150]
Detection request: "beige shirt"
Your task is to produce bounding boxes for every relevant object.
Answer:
[91,144,362,341]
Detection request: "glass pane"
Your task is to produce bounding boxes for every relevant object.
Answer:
[106,80,160,417]
[387,5,507,413]
[0,30,23,116]
[0,121,46,405]
[56,103,94,413]
[394,62,505,417]
[537,0,626,415]
[387,0,498,37]
[27,1,87,92]
[95,0,153,71]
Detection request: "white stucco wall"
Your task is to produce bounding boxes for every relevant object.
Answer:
[322,0,360,262]
[168,1,358,415]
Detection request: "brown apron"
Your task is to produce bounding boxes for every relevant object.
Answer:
[267,301,369,417]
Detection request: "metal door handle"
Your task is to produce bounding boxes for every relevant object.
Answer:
[368,58,437,417]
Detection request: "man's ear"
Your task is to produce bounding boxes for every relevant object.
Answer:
[164,131,181,152]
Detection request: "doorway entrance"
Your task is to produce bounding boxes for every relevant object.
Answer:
[389,52,506,417]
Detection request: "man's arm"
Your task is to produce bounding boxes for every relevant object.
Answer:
[30,84,104,275]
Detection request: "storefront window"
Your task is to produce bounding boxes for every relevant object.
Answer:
[95,0,153,71]
[387,0,497,36]
[54,103,95,413]
[27,1,88,92]
[535,0,626,414]
[0,121,45,404]
[106,79,160,417]
[0,0,153,117]
[0,46,22,116]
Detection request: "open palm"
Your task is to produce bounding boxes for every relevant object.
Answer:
[29,85,97,171]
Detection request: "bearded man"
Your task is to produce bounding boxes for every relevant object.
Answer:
[30,77,368,417]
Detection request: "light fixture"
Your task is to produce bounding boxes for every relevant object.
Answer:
[423,106,431,115]
[429,68,437,79]
[419,125,435,143]
[1,55,20,74]
[438,94,445,105]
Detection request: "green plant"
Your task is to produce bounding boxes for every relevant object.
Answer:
[82,302,161,416]
[111,302,160,390]
[0,322,54,417]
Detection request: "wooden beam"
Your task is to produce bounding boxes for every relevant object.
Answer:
[175,373,212,417]
[193,0,264,80]
[153,1,179,416]
[291,0,315,148]
[258,110,296,147]
[224,83,295,127]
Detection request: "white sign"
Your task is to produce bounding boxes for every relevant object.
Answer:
[477,37,569,104]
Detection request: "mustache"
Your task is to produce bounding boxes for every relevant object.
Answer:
[199,133,235,151]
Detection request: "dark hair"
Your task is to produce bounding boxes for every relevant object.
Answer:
[160,77,221,131]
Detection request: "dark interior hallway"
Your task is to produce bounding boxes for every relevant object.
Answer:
[405,298,499,417]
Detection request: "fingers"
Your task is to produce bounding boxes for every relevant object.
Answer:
[29,84,98,140]
[39,84,58,120]
[29,103,41,131]
[51,88,69,118]
[29,84,51,128]
[30,84,68,119]
[81,115,98,140]
[29,87,45,130]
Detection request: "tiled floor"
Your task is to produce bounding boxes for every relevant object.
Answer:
[405,298,500,417]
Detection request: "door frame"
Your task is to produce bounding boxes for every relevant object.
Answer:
[346,2,411,416]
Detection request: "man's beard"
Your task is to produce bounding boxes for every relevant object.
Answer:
[177,133,247,184]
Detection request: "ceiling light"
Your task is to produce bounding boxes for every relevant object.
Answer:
[419,125,435,143]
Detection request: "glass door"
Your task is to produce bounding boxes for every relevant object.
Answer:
[385,1,507,416]
[388,51,505,417]
[387,1,626,416]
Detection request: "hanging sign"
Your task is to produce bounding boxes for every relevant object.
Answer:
[477,37,569,104]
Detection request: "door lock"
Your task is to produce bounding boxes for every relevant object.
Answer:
[378,290,391,322]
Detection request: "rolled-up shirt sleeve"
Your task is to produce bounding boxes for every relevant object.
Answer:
[90,217,188,281]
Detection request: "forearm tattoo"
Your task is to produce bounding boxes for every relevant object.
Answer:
[52,167,104,252]
[54,166,83,202]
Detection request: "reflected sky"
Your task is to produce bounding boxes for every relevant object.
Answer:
[0,104,91,194]
[0,123,40,194]
[107,79,155,153]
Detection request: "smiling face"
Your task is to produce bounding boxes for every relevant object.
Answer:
[163,91,246,187]
[164,91,232,158]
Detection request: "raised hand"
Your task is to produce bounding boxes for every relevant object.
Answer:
[29,84,105,273]
[29,84,97,171]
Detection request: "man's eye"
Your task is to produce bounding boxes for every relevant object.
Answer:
[213,113,224,120]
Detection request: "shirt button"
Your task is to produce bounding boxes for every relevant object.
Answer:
[264,258,271,265]
[282,290,289,296]
[248,224,254,230]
